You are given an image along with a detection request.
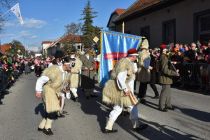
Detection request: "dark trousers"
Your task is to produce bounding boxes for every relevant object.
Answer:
[150,83,159,96]
[159,84,172,109]
[138,82,148,99]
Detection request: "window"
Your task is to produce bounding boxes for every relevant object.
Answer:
[162,19,176,44]
[140,26,150,41]
[194,9,210,43]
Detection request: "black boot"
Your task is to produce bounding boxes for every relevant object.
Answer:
[37,127,43,132]
[159,108,168,112]
[43,128,53,135]
[103,129,118,133]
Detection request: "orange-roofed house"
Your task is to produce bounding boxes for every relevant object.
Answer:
[45,34,83,56]
[0,44,12,54]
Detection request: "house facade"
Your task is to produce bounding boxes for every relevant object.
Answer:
[43,34,84,56]
[107,8,125,31]
[108,0,210,48]
[41,41,52,56]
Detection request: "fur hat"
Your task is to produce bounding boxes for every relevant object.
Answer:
[141,39,149,49]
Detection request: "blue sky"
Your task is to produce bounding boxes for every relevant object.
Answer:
[0,0,135,51]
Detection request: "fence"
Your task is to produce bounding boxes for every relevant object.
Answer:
[134,63,210,94]
[178,63,210,91]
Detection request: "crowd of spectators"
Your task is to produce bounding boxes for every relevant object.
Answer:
[0,53,36,103]
[150,41,210,64]
[149,40,210,92]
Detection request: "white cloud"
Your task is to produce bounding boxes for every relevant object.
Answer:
[17,31,38,39]
[30,35,37,39]
[0,22,12,27]
[0,33,15,38]
[19,30,30,37]
[4,22,16,27]
[0,18,46,28]
[22,18,47,28]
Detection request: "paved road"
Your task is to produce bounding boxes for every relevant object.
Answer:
[0,73,209,140]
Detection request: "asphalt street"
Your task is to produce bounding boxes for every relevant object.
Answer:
[0,73,209,140]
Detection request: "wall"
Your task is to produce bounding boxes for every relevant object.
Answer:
[117,0,210,48]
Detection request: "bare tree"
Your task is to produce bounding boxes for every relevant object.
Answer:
[0,0,17,32]
[65,22,82,35]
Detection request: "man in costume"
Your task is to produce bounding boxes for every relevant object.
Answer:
[102,48,148,133]
[80,49,97,99]
[67,52,82,102]
[35,56,71,135]
[137,39,152,104]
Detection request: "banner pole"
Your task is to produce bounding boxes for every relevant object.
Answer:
[122,22,125,33]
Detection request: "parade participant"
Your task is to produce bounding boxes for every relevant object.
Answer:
[50,51,67,117]
[80,49,97,99]
[159,48,179,112]
[150,49,160,99]
[35,56,72,135]
[67,52,82,102]
[102,48,148,133]
[47,56,55,67]
[24,60,30,75]
[137,39,151,104]
[58,70,70,117]
[34,57,41,77]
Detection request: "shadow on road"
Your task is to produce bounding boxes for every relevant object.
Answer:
[78,90,108,131]
[139,119,201,140]
[116,117,201,140]
[175,107,210,122]
[0,90,10,105]
[142,100,160,111]
[77,85,201,139]
[142,99,210,123]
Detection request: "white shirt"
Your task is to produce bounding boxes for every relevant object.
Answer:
[116,59,137,92]
[117,71,128,92]
[35,65,65,93]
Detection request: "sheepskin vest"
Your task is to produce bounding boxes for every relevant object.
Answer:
[69,57,82,88]
[102,58,135,107]
[42,65,69,113]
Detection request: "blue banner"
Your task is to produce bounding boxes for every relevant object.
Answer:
[99,31,142,86]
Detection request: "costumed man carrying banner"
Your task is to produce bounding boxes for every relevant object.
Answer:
[137,39,151,104]
[102,48,148,133]
[80,49,97,99]
[35,56,72,135]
